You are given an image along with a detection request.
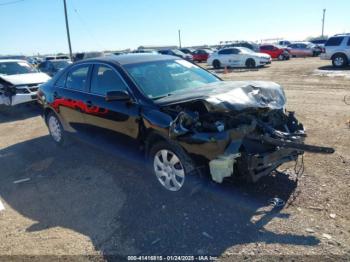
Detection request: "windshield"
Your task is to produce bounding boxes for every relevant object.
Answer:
[125,59,220,99]
[171,49,185,56]
[0,61,37,75]
[51,60,71,69]
[237,47,255,54]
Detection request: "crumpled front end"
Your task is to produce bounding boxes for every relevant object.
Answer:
[160,82,334,183]
[0,78,40,106]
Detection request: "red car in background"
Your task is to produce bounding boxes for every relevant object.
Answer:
[192,49,213,62]
[260,44,290,60]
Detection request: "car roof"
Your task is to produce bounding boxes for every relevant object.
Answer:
[80,54,176,65]
[0,59,27,63]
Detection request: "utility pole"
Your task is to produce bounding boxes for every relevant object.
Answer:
[321,8,326,38]
[63,0,73,59]
[178,29,182,48]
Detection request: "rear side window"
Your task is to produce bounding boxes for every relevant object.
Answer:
[90,65,128,96]
[55,72,67,87]
[261,45,273,50]
[325,37,344,46]
[66,65,90,91]
[218,49,233,55]
[347,38,350,46]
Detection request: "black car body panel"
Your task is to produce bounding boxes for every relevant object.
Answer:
[38,54,334,184]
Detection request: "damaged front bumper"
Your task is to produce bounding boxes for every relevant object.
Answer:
[170,111,334,184]
[0,84,39,106]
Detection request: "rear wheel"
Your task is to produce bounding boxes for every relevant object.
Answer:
[245,58,256,68]
[278,54,284,60]
[46,112,65,146]
[332,54,348,68]
[212,59,221,69]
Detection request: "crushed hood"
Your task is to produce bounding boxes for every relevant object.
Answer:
[0,72,50,86]
[156,81,286,112]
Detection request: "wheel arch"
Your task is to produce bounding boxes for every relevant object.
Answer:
[143,130,169,158]
[331,52,348,60]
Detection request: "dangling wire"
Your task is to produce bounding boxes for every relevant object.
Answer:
[294,154,304,181]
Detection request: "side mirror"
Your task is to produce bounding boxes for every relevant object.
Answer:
[105,90,131,102]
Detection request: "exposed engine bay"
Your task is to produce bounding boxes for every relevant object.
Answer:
[157,83,334,183]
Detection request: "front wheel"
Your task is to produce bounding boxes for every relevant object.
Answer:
[149,141,198,192]
[278,54,284,61]
[245,58,256,68]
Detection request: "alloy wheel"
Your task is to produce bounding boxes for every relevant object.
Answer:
[334,56,344,67]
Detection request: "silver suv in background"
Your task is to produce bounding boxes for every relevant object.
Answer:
[321,34,350,68]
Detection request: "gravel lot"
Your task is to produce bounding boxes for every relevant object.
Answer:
[0,57,349,261]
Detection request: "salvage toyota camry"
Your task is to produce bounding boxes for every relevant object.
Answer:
[38,54,334,192]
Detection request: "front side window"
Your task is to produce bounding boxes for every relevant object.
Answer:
[90,65,128,96]
[326,37,344,46]
[125,59,220,99]
[0,61,37,75]
[347,38,350,46]
[66,65,90,91]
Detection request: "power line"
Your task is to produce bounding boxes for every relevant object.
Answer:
[70,0,105,51]
[0,0,25,6]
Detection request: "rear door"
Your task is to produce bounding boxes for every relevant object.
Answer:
[53,64,92,132]
[229,48,242,67]
[82,63,141,145]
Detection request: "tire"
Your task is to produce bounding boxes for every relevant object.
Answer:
[148,140,200,193]
[245,58,256,68]
[212,60,221,69]
[332,54,348,68]
[46,111,66,146]
[278,54,284,61]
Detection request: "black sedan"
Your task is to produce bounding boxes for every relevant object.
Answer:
[38,55,333,192]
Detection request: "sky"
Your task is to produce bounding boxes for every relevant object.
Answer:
[0,0,349,55]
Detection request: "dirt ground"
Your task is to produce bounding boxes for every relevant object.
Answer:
[0,57,349,261]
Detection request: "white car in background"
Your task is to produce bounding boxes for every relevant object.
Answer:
[0,60,50,106]
[207,47,271,69]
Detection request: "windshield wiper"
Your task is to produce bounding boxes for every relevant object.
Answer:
[152,93,173,100]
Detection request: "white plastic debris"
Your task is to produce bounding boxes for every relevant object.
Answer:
[329,213,336,219]
[306,228,315,233]
[13,178,31,184]
[0,200,5,212]
[322,233,332,240]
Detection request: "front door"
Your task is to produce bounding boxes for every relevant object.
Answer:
[82,64,140,146]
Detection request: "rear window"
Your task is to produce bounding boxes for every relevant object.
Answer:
[325,37,344,46]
